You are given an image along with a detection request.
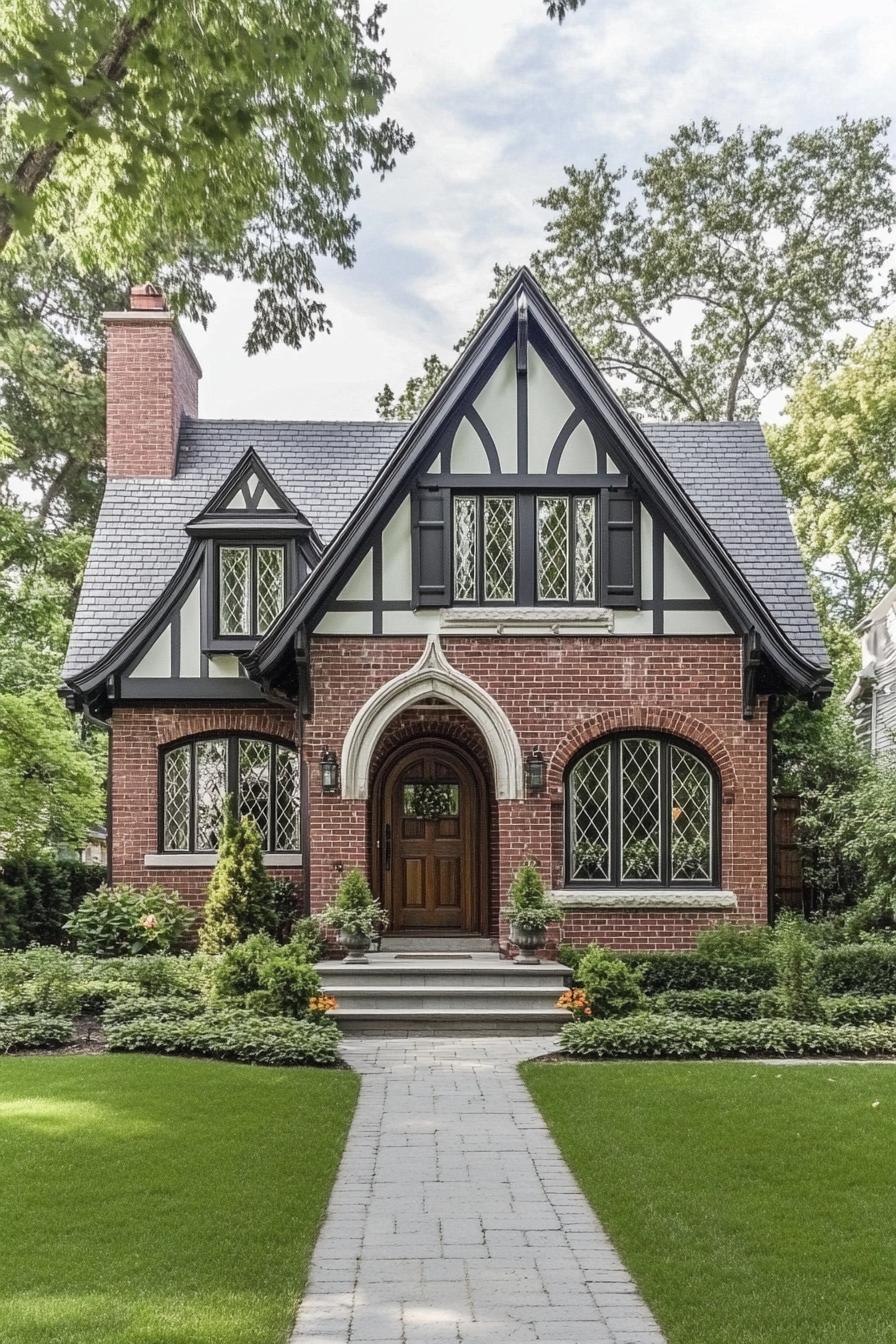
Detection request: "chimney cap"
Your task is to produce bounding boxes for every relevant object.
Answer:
[129,283,166,312]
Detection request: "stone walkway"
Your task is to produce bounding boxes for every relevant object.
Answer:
[290,1037,665,1344]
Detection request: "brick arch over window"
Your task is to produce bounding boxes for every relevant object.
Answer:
[547,710,738,800]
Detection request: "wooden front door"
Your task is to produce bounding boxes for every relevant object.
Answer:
[376,742,486,935]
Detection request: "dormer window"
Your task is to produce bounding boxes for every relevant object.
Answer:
[218,543,286,636]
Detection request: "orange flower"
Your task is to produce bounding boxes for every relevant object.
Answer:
[308,994,338,1014]
[556,988,592,1019]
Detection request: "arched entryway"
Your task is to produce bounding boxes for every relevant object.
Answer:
[371,737,489,936]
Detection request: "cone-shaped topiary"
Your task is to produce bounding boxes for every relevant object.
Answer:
[320,868,388,938]
[502,860,563,933]
[199,796,275,953]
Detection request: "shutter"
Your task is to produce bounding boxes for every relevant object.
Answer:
[601,489,640,607]
[412,487,450,608]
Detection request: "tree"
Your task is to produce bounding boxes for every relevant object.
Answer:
[0,0,412,352]
[378,118,896,422]
[768,323,896,630]
[200,797,275,953]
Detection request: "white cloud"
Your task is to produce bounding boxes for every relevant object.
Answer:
[182,0,896,421]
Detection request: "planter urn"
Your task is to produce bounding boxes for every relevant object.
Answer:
[510,922,546,966]
[339,929,372,964]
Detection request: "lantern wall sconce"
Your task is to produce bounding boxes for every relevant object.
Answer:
[525,747,546,796]
[320,748,339,796]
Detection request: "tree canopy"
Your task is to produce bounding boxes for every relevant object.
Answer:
[0,0,412,352]
[378,117,896,422]
[768,323,896,631]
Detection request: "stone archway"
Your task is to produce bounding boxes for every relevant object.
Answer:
[340,636,525,800]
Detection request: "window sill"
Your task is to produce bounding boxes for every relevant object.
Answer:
[144,853,303,869]
[552,888,736,910]
[440,606,613,636]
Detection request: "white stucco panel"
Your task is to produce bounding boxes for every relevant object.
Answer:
[129,623,171,677]
[381,496,413,601]
[557,418,598,474]
[315,609,374,635]
[664,535,710,600]
[336,548,373,602]
[472,348,517,473]
[527,346,574,473]
[449,415,491,473]
[664,609,733,635]
[179,580,202,677]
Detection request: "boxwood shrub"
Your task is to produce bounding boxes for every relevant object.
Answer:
[558,1012,896,1059]
[619,952,777,993]
[0,1013,74,1052]
[102,994,206,1028]
[816,944,896,995]
[652,988,782,1019]
[822,994,896,1025]
[105,1005,342,1066]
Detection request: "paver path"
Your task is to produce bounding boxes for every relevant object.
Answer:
[290,1037,665,1344]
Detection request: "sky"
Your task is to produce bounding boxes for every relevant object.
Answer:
[181,0,896,423]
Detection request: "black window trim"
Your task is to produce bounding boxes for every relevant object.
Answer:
[449,488,611,608]
[158,731,301,855]
[564,731,721,889]
[202,538,301,653]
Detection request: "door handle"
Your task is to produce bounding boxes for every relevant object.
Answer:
[384,823,392,872]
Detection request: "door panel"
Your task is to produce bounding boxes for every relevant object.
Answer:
[378,744,485,934]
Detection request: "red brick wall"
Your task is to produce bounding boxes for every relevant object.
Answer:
[304,635,769,952]
[109,705,302,909]
[105,315,200,478]
[108,636,769,952]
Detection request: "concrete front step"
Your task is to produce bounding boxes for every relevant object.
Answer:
[317,951,571,1035]
[325,985,567,1013]
[379,936,494,953]
[329,1008,566,1037]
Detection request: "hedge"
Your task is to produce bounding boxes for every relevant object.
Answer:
[822,994,896,1025]
[558,1012,896,1059]
[105,1006,342,1066]
[816,944,896,995]
[0,1013,74,1052]
[652,988,781,1019]
[0,859,105,949]
[619,952,777,993]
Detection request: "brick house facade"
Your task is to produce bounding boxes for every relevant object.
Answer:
[64,272,829,953]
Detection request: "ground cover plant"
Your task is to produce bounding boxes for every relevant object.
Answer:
[522,1061,896,1344]
[0,1054,358,1344]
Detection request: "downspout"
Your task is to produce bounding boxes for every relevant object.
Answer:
[766,695,778,925]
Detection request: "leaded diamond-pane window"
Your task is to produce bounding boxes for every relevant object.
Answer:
[195,739,228,851]
[670,746,712,881]
[162,736,301,853]
[256,548,285,633]
[275,747,301,851]
[574,498,596,602]
[484,497,515,602]
[239,738,271,840]
[163,746,190,851]
[219,547,251,635]
[217,543,287,637]
[570,744,611,881]
[620,737,661,881]
[537,497,569,601]
[453,497,477,601]
[566,735,718,887]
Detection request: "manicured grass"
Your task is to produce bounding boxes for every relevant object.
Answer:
[522,1060,896,1344]
[0,1054,358,1344]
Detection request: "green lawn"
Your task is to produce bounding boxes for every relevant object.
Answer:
[522,1060,896,1344]
[0,1054,358,1344]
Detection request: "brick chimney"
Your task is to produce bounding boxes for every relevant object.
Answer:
[104,283,202,478]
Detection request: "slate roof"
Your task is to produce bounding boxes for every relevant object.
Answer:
[63,416,827,678]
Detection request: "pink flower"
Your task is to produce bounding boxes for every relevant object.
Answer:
[139,913,158,929]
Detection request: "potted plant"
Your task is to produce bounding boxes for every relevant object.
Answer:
[502,860,563,965]
[320,868,387,963]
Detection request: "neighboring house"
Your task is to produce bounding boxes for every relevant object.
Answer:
[62,273,830,952]
[846,585,896,755]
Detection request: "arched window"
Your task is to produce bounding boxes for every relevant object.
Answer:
[566,734,719,887]
[160,734,300,854]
